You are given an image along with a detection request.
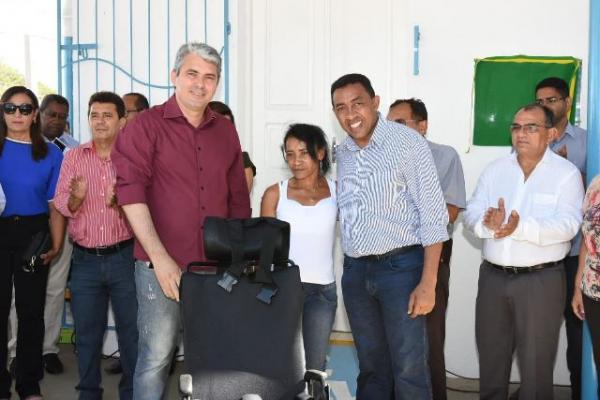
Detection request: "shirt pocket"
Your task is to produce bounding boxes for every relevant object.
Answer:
[530,193,558,218]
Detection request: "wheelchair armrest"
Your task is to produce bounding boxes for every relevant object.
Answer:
[304,370,327,383]
[302,369,329,400]
[179,374,193,399]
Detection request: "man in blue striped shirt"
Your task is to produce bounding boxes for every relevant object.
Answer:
[331,73,449,399]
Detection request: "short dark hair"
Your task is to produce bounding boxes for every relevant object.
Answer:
[0,86,47,160]
[123,92,150,111]
[88,91,126,119]
[517,103,555,128]
[208,101,235,125]
[283,123,331,175]
[389,98,428,121]
[40,94,69,113]
[535,77,570,99]
[330,73,375,105]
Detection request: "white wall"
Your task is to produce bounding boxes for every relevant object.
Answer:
[404,1,589,383]
[230,0,590,383]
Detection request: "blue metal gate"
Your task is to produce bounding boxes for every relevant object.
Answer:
[56,0,230,141]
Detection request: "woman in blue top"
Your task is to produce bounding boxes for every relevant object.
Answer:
[0,86,64,400]
[261,124,338,372]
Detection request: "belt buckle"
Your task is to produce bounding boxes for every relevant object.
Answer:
[95,246,108,256]
[509,266,519,274]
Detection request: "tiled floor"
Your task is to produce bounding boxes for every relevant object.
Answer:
[19,342,571,399]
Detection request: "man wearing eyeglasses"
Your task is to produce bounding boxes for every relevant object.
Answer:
[122,92,149,123]
[7,94,79,377]
[387,98,466,400]
[535,76,587,400]
[464,104,584,399]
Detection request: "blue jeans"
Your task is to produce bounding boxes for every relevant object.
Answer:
[133,261,180,400]
[342,248,431,400]
[70,244,138,400]
[302,282,337,371]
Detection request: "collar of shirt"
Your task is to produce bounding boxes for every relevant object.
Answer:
[509,146,553,169]
[162,95,218,129]
[555,122,577,142]
[565,122,576,137]
[80,140,113,163]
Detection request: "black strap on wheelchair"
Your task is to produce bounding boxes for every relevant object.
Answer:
[217,219,245,292]
[216,219,281,304]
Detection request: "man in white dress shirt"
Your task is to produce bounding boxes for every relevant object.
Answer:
[464,104,584,400]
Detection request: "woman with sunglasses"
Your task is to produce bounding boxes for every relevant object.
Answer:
[0,86,64,400]
[261,123,337,371]
[572,176,600,391]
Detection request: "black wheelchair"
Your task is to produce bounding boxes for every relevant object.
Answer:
[178,217,330,400]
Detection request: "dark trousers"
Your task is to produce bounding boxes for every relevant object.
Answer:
[342,247,431,400]
[564,255,582,400]
[426,239,452,400]
[70,244,138,400]
[582,295,600,397]
[0,214,50,399]
[476,261,565,400]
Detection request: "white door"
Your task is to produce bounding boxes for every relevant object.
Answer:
[234,0,410,332]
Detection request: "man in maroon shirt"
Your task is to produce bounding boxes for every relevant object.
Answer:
[112,42,251,400]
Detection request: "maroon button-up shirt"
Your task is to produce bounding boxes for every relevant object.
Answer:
[112,95,251,268]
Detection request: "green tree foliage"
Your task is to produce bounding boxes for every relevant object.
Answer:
[0,63,56,100]
[0,62,26,95]
[37,81,56,98]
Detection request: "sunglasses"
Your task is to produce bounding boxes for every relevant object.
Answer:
[2,103,35,115]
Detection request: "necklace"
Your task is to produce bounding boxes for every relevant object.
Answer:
[291,177,322,204]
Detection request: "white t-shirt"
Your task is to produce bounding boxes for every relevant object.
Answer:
[276,178,337,284]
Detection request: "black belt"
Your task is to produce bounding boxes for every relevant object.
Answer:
[74,239,134,256]
[0,213,48,223]
[484,259,561,274]
[355,245,420,262]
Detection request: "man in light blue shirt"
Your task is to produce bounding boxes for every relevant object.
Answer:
[536,76,586,400]
[331,73,448,399]
[387,98,466,400]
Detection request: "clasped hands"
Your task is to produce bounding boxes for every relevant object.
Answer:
[483,198,520,239]
[70,175,117,208]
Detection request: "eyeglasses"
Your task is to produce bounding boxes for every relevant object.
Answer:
[2,103,34,115]
[509,123,550,134]
[394,118,420,125]
[535,97,565,106]
[44,110,68,120]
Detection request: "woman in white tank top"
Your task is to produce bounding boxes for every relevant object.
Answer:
[260,123,337,371]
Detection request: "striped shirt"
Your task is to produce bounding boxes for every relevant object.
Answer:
[336,115,449,257]
[54,141,132,247]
